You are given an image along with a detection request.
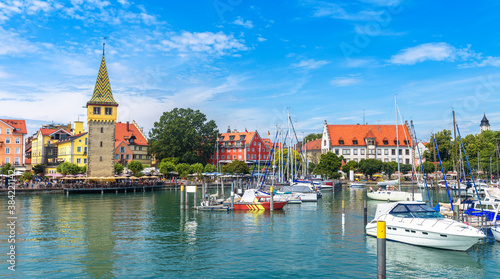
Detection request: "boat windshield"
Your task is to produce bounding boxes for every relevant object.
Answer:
[389,204,444,219]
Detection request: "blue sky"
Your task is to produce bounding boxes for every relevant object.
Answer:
[1,0,500,142]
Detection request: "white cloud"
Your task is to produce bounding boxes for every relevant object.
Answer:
[159,31,248,56]
[0,27,39,55]
[233,17,253,29]
[311,2,382,21]
[0,66,10,79]
[390,42,455,65]
[257,37,267,42]
[344,58,374,68]
[292,59,329,69]
[330,75,363,87]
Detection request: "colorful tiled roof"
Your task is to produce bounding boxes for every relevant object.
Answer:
[0,119,27,134]
[87,50,118,106]
[327,124,412,147]
[39,128,71,136]
[219,131,256,142]
[115,122,148,146]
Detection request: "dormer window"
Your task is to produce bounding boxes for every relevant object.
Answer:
[339,140,344,145]
[240,135,246,140]
[394,140,398,145]
[229,136,235,141]
[404,140,409,145]
[130,138,134,143]
[383,140,389,145]
[367,140,375,145]
[219,136,224,141]
[353,140,358,145]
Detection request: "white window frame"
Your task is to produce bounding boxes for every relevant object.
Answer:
[5,147,10,154]
[5,138,11,144]
[15,138,20,144]
[15,147,20,154]
[6,128,11,135]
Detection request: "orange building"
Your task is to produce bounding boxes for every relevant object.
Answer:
[114,140,133,166]
[115,121,151,166]
[0,119,27,170]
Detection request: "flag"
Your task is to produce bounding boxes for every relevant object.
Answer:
[268,131,270,136]
[245,128,248,132]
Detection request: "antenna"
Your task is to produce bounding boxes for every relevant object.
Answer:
[103,37,107,55]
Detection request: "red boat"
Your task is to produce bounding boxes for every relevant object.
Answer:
[233,189,287,210]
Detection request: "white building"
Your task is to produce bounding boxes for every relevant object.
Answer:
[321,121,413,164]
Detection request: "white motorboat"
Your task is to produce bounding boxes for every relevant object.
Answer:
[492,226,500,241]
[277,183,318,202]
[377,179,398,186]
[366,201,485,251]
[350,181,366,188]
[367,189,423,202]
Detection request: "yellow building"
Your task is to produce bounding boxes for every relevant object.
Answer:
[54,121,88,168]
[31,124,72,174]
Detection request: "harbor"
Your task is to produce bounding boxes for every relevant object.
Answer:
[1,186,499,278]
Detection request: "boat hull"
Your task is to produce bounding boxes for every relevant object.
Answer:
[367,191,423,202]
[492,227,500,242]
[366,221,483,251]
[233,201,287,210]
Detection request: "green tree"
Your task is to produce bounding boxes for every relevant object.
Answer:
[272,149,303,178]
[149,108,218,164]
[342,160,358,174]
[32,164,45,175]
[20,171,33,182]
[304,133,322,142]
[115,163,125,175]
[313,152,343,179]
[190,163,204,178]
[308,162,316,174]
[358,159,383,180]
[0,163,14,175]
[420,161,434,175]
[221,160,250,174]
[176,163,191,178]
[128,160,144,176]
[161,157,179,165]
[382,162,396,179]
[56,162,80,175]
[80,165,86,174]
[159,161,176,175]
[204,164,216,173]
[400,163,412,174]
[424,130,453,162]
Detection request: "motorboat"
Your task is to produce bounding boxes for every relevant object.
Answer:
[277,183,319,202]
[465,188,500,221]
[367,189,423,202]
[233,189,287,210]
[350,181,366,188]
[366,201,485,251]
[377,179,398,186]
[490,198,500,241]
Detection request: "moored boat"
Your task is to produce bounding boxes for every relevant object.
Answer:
[367,189,422,202]
[366,201,485,251]
[233,189,287,210]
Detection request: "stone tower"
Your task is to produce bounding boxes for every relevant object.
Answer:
[86,44,118,177]
[480,113,490,133]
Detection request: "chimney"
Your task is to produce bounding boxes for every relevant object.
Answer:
[127,121,130,132]
[227,126,231,133]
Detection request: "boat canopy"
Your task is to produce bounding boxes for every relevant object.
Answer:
[374,201,442,219]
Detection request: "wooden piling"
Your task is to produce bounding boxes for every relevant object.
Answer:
[377,221,386,279]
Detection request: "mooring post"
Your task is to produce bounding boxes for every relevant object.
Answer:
[185,185,189,210]
[364,200,367,228]
[202,180,205,204]
[194,185,197,209]
[221,178,224,200]
[101,189,103,195]
[180,185,184,209]
[270,186,274,211]
[377,221,387,279]
[231,181,234,209]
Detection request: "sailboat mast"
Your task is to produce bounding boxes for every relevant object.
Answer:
[396,95,401,191]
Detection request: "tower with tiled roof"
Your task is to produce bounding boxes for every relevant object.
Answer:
[86,43,117,177]
[480,113,490,133]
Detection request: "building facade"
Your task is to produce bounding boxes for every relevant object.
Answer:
[209,127,270,166]
[297,139,322,166]
[54,121,88,168]
[0,119,27,171]
[86,45,118,177]
[321,121,413,164]
[31,125,72,167]
[115,121,151,166]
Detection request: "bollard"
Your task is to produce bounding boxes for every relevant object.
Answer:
[377,221,386,279]
[364,200,367,228]
[180,185,184,209]
[270,186,274,211]
[185,185,189,209]
[194,186,197,209]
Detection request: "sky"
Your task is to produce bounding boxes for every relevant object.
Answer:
[1,0,500,143]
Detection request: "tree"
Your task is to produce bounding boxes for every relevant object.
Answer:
[128,160,144,176]
[304,133,322,142]
[272,149,303,178]
[308,162,316,174]
[20,171,33,182]
[159,161,176,175]
[0,163,14,175]
[420,161,434,175]
[56,162,80,175]
[400,163,412,174]
[80,165,86,174]
[204,164,216,173]
[358,159,383,180]
[161,157,179,165]
[149,108,218,164]
[313,152,343,179]
[342,160,358,174]
[33,164,45,175]
[221,160,250,174]
[382,162,396,179]
[176,163,191,178]
[190,163,204,178]
[424,130,452,162]
[115,163,125,175]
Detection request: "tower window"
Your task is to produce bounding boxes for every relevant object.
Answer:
[101,127,103,133]
[105,107,112,115]
[93,107,101,115]
[100,156,102,161]
[100,141,103,147]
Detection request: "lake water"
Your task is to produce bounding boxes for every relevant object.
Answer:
[1,187,499,278]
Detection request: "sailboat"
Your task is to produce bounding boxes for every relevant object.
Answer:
[367,96,422,202]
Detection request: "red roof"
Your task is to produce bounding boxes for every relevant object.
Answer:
[0,119,27,134]
[220,131,256,142]
[297,139,321,152]
[327,124,412,147]
[39,128,71,136]
[115,122,148,146]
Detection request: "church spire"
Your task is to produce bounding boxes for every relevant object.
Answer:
[87,42,118,107]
